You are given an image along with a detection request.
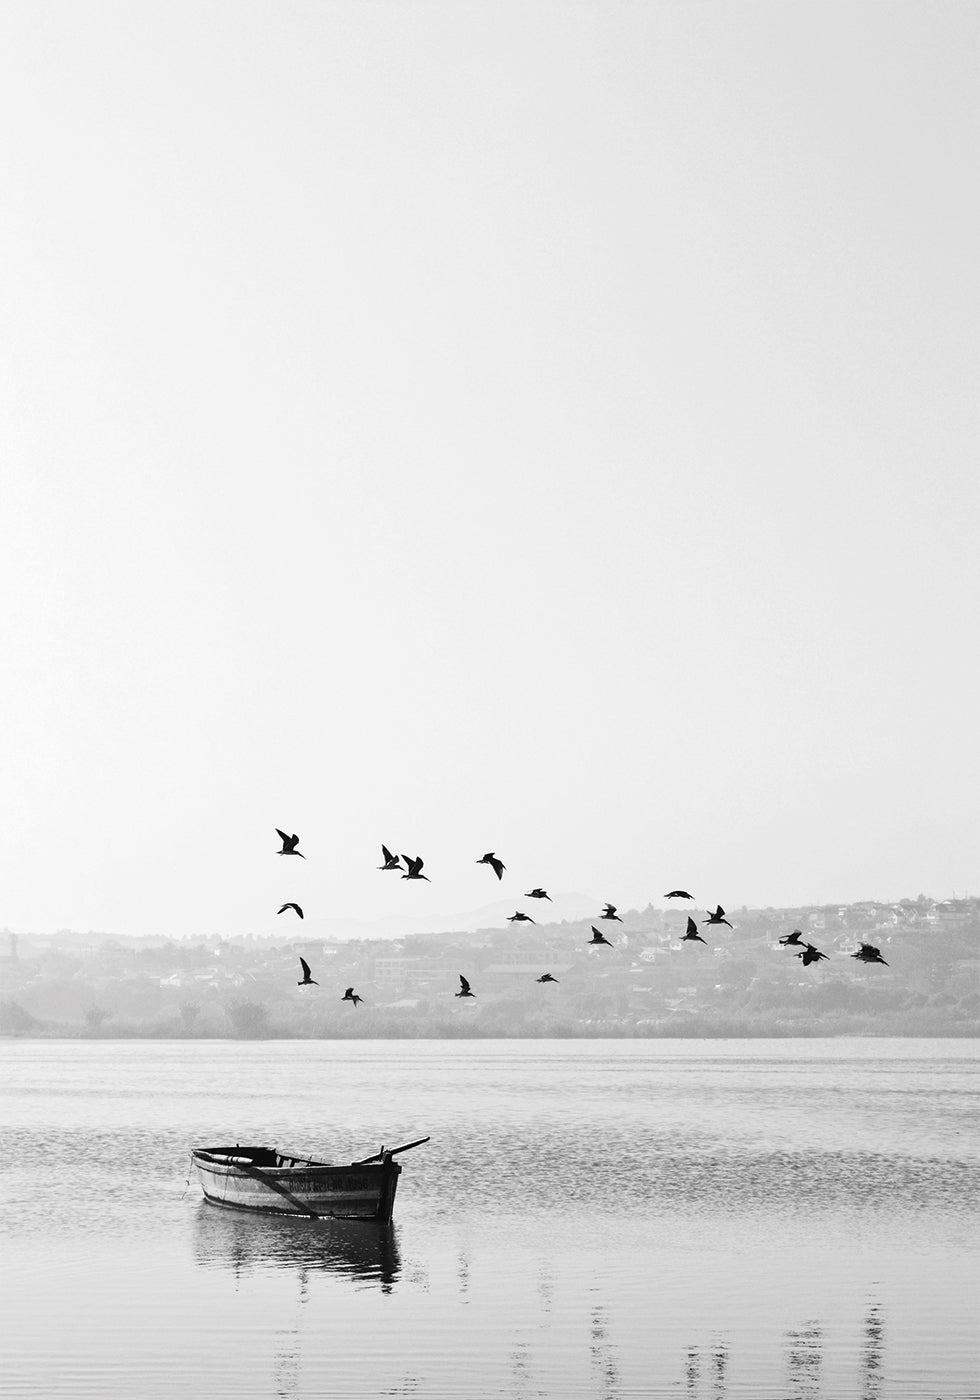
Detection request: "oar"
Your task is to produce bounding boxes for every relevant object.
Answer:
[352,1135,430,1165]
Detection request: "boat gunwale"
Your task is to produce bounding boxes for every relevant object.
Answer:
[192,1148,389,1178]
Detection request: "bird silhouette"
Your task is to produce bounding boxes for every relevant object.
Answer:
[508,911,535,923]
[601,904,623,921]
[852,943,889,966]
[342,987,363,1006]
[401,855,429,881]
[797,943,828,966]
[277,902,304,919]
[456,974,475,998]
[536,973,559,983]
[378,846,402,871]
[589,926,613,947]
[664,890,694,900]
[779,929,805,946]
[681,917,706,944]
[477,852,506,880]
[276,829,305,858]
[525,888,552,900]
[705,905,733,928]
[297,957,317,985]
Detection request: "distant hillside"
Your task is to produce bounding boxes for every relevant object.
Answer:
[298,892,602,939]
[2,895,977,1038]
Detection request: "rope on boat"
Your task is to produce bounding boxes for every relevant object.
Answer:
[179,1152,194,1200]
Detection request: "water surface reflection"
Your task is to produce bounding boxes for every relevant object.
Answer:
[861,1303,884,1400]
[784,1321,823,1400]
[193,1203,401,1292]
[683,1342,729,1397]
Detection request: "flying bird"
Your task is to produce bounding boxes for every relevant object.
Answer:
[536,973,559,983]
[664,890,694,900]
[276,829,305,858]
[704,906,733,928]
[378,846,402,871]
[681,917,706,944]
[779,929,805,946]
[525,888,552,900]
[277,903,304,919]
[342,987,363,1006]
[601,904,623,922]
[477,852,506,880]
[456,974,475,998]
[852,943,889,966]
[401,855,429,881]
[508,911,535,923]
[589,926,613,947]
[797,943,829,966]
[297,957,317,986]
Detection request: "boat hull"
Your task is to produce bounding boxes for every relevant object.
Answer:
[192,1146,401,1223]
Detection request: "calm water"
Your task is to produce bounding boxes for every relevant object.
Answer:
[0,1039,977,1399]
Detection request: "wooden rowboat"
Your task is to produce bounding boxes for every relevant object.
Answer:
[192,1136,428,1224]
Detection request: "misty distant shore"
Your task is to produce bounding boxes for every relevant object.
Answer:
[2,895,976,1041]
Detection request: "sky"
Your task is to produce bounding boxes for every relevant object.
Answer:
[1,1,977,940]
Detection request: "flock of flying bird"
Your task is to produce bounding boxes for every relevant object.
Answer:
[274,829,890,1007]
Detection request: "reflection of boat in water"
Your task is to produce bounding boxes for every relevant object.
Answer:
[193,1202,401,1290]
[191,1136,428,1223]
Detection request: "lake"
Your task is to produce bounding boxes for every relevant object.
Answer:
[0,1039,977,1398]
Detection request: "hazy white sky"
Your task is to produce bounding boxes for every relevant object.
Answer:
[1,1,977,939]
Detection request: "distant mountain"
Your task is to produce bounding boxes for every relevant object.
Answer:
[303,892,602,940]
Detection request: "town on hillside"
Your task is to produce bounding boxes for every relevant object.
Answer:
[1,895,977,1038]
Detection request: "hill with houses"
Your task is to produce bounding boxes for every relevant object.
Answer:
[1,895,977,1038]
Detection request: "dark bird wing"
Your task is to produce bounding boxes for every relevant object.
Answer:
[344,987,353,997]
[381,845,397,864]
[715,906,726,918]
[490,856,505,879]
[299,957,313,979]
[459,974,471,993]
[686,917,698,935]
[276,828,290,844]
